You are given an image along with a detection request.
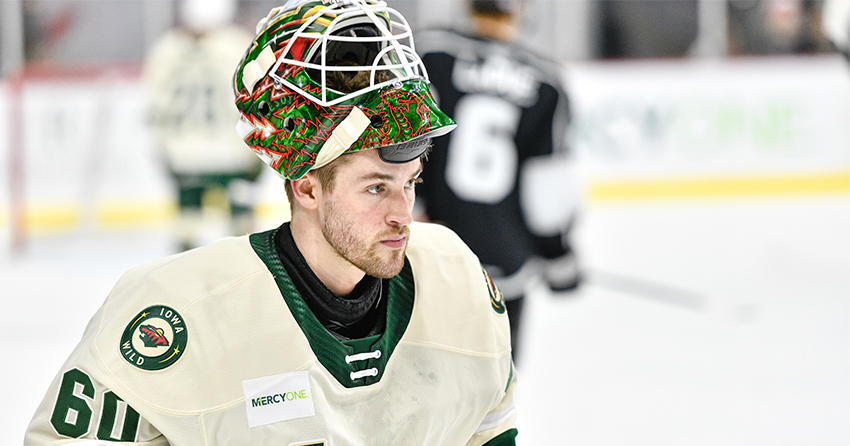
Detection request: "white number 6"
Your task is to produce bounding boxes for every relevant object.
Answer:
[445,94,520,204]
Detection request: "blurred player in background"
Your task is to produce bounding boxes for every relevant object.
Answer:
[416,0,582,361]
[823,0,850,59]
[144,0,264,251]
[25,1,519,444]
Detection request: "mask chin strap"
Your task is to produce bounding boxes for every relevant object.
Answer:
[312,106,370,170]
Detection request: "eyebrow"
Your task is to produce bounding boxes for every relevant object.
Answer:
[357,165,423,183]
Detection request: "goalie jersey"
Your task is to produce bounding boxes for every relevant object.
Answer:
[25,222,517,446]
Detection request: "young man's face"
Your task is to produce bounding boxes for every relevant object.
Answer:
[317,149,422,279]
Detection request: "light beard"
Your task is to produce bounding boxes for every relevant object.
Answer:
[320,199,409,279]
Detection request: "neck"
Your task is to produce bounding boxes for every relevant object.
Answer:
[289,213,365,296]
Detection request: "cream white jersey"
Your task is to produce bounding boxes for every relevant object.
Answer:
[25,222,517,446]
[144,26,261,174]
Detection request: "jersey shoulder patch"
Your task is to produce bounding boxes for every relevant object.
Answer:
[482,267,506,315]
[120,305,188,371]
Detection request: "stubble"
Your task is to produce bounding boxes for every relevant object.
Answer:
[320,198,408,278]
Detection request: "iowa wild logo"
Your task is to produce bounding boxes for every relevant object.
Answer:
[482,268,506,314]
[139,324,170,347]
[120,305,187,370]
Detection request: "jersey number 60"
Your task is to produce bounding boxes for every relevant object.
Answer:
[50,368,141,441]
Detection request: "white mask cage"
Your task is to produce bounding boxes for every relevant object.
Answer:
[268,0,429,107]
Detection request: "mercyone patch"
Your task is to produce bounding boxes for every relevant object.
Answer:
[243,371,315,428]
[120,305,187,370]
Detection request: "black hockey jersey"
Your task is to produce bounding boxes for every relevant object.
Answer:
[417,29,578,294]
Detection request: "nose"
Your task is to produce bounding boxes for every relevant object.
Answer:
[385,189,413,227]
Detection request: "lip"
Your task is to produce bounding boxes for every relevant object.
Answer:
[380,235,407,249]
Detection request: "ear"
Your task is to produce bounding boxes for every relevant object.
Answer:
[289,173,321,210]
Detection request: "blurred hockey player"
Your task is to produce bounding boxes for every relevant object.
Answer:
[145,0,264,251]
[25,1,519,444]
[417,0,581,361]
[823,0,850,60]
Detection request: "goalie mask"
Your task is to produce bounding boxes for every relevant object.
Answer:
[233,0,456,180]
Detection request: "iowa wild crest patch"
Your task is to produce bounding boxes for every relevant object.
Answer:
[482,268,506,314]
[121,305,187,370]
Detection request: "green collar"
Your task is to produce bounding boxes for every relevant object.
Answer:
[250,228,415,388]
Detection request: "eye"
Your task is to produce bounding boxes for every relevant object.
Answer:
[367,184,385,194]
[406,177,422,189]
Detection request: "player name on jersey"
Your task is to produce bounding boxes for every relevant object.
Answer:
[452,52,539,107]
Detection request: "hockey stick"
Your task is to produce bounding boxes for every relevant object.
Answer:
[583,269,707,312]
[583,269,759,322]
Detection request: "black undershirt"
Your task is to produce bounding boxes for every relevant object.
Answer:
[274,223,388,341]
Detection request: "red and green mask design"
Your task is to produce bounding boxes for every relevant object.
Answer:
[232,0,455,180]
